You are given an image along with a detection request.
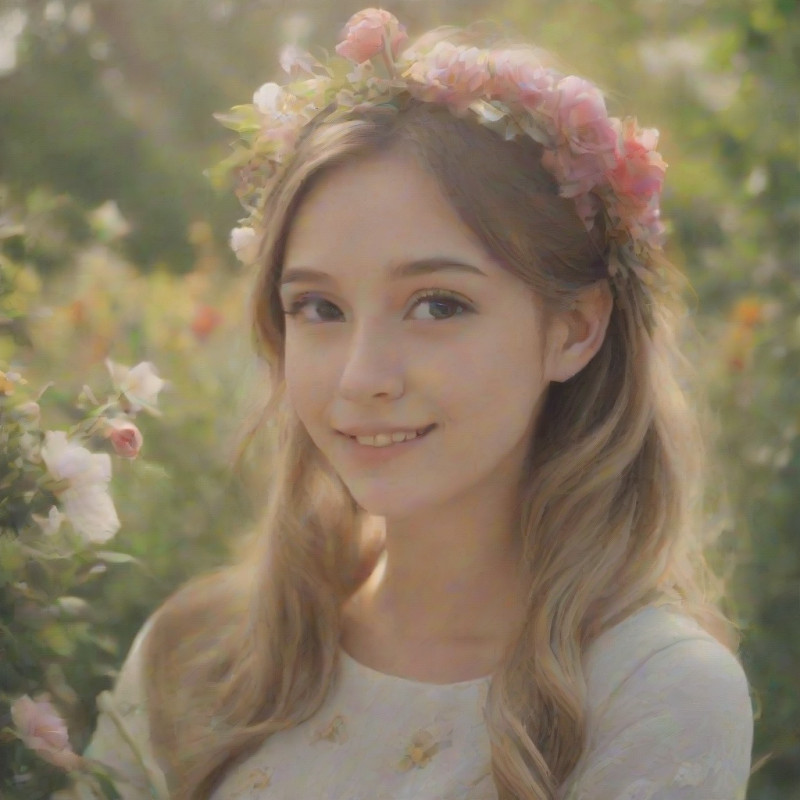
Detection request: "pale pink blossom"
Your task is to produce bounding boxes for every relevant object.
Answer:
[405,42,492,113]
[555,76,618,165]
[41,431,120,544]
[106,359,165,415]
[229,226,260,265]
[104,417,143,459]
[541,146,610,197]
[335,8,408,64]
[488,49,556,110]
[279,44,320,78]
[10,695,82,771]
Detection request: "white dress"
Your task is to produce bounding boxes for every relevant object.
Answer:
[83,604,753,800]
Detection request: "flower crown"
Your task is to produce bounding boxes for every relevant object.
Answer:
[215,8,668,295]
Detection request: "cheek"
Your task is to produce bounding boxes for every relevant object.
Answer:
[458,329,547,429]
[284,342,330,425]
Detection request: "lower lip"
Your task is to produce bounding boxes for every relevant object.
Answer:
[340,425,436,464]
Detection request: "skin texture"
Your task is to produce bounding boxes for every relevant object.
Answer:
[280,151,610,682]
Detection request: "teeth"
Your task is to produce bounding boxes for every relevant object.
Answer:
[355,429,424,447]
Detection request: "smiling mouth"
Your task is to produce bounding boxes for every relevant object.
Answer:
[345,424,436,448]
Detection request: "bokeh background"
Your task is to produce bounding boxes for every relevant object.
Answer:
[0,0,797,797]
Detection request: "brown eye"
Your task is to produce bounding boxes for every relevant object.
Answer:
[408,290,474,321]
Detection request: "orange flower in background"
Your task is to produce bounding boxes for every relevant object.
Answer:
[731,296,763,328]
[0,370,16,395]
[191,304,224,341]
[725,296,765,371]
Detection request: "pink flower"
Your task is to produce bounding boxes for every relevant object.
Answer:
[335,8,408,64]
[10,695,82,771]
[488,49,556,110]
[541,146,609,197]
[405,42,492,113]
[608,118,666,203]
[555,76,618,164]
[104,417,143,459]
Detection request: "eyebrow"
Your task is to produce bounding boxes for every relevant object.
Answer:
[279,258,488,287]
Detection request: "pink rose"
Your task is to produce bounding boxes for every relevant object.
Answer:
[542,145,609,197]
[335,8,408,64]
[488,49,556,110]
[10,695,82,771]
[405,42,492,113]
[104,417,143,459]
[608,118,666,203]
[555,76,618,166]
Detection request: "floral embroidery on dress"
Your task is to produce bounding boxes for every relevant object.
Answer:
[226,766,272,797]
[397,727,453,771]
[312,713,349,744]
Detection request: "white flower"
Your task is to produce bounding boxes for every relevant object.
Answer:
[41,432,120,544]
[88,200,131,240]
[36,506,65,536]
[253,82,285,115]
[229,226,260,265]
[106,359,165,414]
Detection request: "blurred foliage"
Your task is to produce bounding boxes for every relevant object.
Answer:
[0,0,797,797]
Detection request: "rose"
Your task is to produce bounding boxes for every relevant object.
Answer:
[488,49,556,110]
[229,226,260,265]
[10,695,82,771]
[555,76,618,166]
[608,118,666,203]
[405,42,492,113]
[104,417,143,459]
[542,146,610,198]
[41,431,120,544]
[335,8,408,64]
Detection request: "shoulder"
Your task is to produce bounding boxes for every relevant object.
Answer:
[564,604,753,800]
[583,602,750,711]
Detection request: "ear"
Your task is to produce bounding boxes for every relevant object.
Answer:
[545,281,613,383]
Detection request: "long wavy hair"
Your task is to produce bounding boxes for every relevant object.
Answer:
[142,38,738,800]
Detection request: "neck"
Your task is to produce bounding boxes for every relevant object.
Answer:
[346,483,528,648]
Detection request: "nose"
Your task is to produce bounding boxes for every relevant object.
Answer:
[337,324,404,402]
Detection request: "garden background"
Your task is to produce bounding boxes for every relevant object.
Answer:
[0,0,797,797]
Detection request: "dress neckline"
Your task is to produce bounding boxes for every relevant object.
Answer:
[338,646,493,689]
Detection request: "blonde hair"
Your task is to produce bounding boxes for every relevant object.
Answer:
[143,47,738,800]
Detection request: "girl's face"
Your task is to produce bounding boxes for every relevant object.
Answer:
[279,151,564,521]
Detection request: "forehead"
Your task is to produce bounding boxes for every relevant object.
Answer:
[282,151,501,278]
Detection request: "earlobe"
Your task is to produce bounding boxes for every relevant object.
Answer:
[547,281,613,383]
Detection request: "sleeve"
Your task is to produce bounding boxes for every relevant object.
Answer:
[560,637,753,800]
[81,620,171,800]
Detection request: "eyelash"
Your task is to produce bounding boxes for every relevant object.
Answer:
[282,289,475,323]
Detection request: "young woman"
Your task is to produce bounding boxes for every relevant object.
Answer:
[83,9,753,799]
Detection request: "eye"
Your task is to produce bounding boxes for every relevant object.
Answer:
[408,290,474,321]
[283,294,344,323]
[281,289,475,323]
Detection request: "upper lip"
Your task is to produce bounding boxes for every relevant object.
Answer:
[337,423,435,437]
